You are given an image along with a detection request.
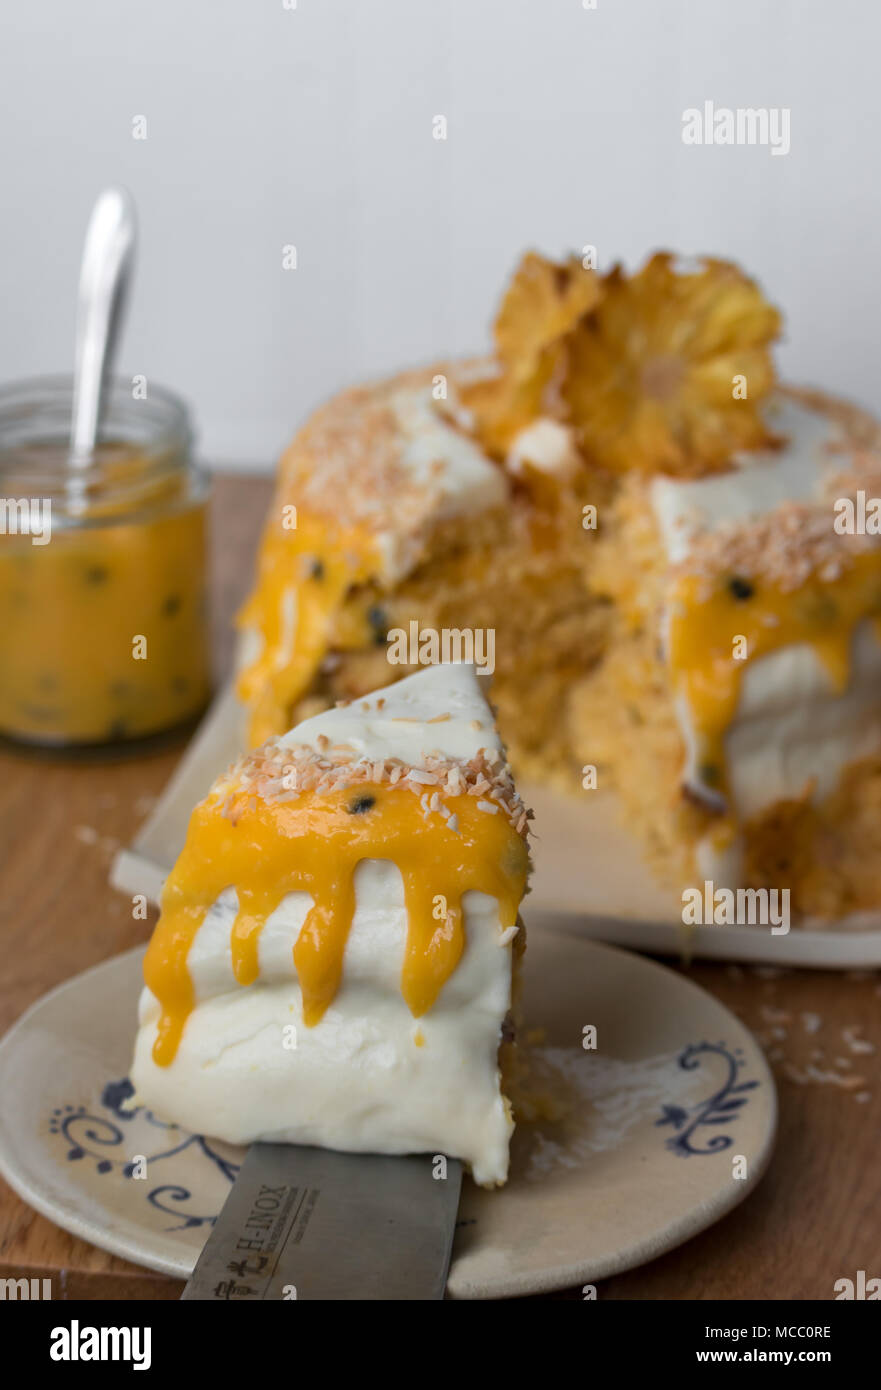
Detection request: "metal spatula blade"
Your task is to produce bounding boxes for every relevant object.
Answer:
[182,1143,463,1301]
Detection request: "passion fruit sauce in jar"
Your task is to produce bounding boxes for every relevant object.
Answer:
[0,378,211,746]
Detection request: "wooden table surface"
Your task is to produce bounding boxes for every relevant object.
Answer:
[1,475,879,1301]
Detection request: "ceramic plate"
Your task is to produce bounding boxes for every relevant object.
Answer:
[0,928,776,1299]
[112,686,881,968]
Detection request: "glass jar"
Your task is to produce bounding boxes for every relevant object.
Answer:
[0,376,211,747]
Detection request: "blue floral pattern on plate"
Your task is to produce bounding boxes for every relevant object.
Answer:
[656,1041,759,1156]
[49,1078,240,1230]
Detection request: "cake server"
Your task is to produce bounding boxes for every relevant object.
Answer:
[181,1142,463,1301]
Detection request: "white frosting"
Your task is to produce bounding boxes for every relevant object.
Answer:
[377,388,507,581]
[694,831,745,888]
[281,658,501,766]
[726,621,881,817]
[650,396,844,563]
[507,418,579,478]
[130,664,518,1186]
[650,394,881,885]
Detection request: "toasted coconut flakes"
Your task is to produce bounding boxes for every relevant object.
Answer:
[674,500,881,599]
[213,734,532,838]
[426,713,451,723]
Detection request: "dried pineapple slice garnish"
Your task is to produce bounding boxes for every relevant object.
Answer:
[463,249,781,476]
[563,253,781,475]
[494,251,601,379]
[460,251,600,454]
[459,345,564,457]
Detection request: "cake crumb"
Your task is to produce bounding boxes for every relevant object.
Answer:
[842,1027,875,1055]
[761,1006,792,1026]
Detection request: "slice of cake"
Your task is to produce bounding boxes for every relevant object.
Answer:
[131,662,532,1187]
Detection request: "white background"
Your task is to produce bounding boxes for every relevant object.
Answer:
[0,0,877,468]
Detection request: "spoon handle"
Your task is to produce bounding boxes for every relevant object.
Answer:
[69,187,138,466]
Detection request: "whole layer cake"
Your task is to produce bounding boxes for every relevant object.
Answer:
[131,662,532,1186]
[236,250,881,921]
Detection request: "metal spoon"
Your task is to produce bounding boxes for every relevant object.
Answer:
[69,187,138,467]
